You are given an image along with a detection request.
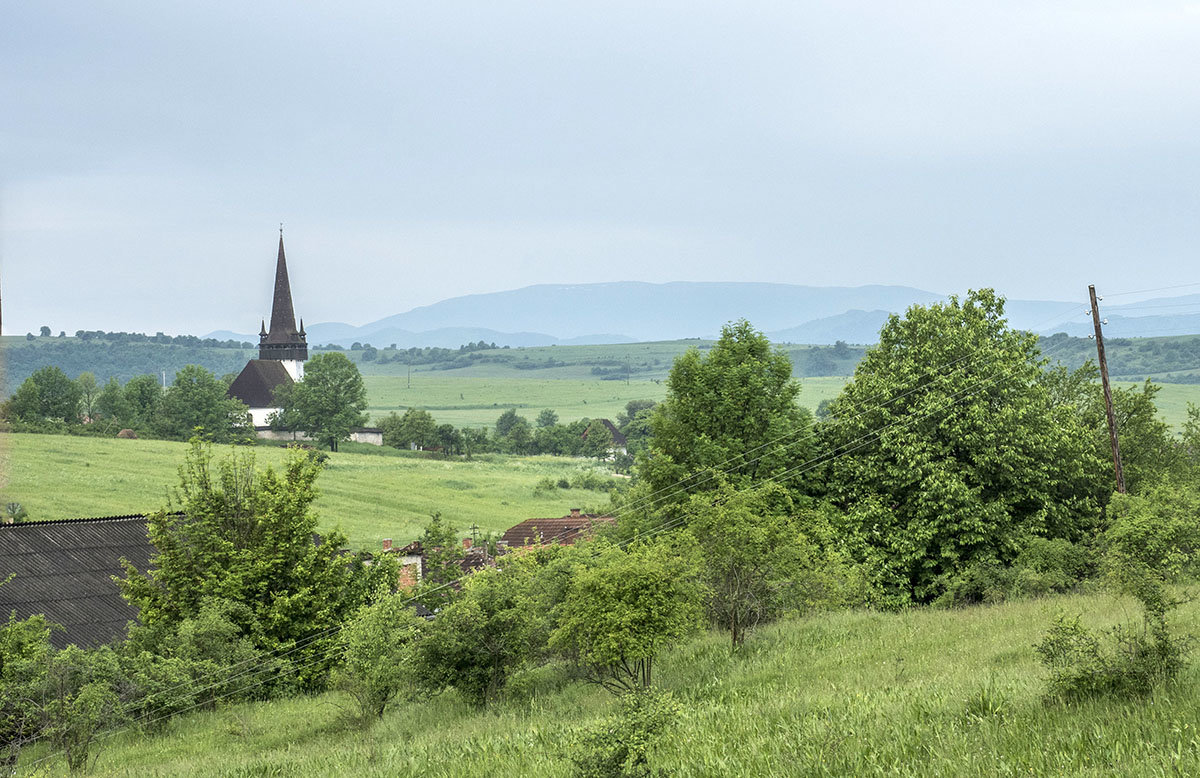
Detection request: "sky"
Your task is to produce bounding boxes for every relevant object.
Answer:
[3,1,1199,336]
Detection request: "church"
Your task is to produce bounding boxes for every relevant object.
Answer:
[227,233,309,429]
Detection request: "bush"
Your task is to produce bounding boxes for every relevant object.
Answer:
[333,594,425,721]
[570,689,682,778]
[1035,613,1188,703]
[1010,538,1094,598]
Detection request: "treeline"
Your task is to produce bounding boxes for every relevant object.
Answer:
[1,365,253,444]
[3,337,253,393]
[376,401,654,469]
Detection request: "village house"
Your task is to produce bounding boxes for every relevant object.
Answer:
[498,508,615,549]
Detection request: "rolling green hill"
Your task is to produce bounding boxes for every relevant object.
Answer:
[0,433,616,549]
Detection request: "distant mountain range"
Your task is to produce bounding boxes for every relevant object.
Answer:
[205,283,1200,347]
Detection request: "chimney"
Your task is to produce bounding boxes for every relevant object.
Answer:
[570,508,582,518]
[382,538,392,552]
[463,537,473,550]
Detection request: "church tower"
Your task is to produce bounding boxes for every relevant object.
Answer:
[258,232,308,380]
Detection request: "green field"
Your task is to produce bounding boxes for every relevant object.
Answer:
[363,374,851,428]
[361,373,1198,432]
[0,433,617,550]
[16,590,1200,776]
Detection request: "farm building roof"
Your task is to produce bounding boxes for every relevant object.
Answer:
[0,515,158,648]
[227,358,293,408]
[499,512,614,548]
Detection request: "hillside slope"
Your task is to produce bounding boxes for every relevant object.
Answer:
[18,591,1200,776]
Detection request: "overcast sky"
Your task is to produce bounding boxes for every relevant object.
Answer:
[3,1,1199,335]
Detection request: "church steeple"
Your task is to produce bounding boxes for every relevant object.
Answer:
[258,232,308,362]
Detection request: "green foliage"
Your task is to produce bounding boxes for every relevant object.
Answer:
[414,564,542,706]
[1035,485,1199,703]
[379,408,438,450]
[570,689,682,778]
[5,502,28,523]
[152,364,252,443]
[119,440,362,691]
[635,321,813,522]
[0,612,53,767]
[411,513,465,611]
[537,408,559,428]
[6,366,82,424]
[333,594,425,720]
[550,541,706,694]
[42,646,122,773]
[688,485,868,648]
[275,353,369,451]
[825,290,1107,604]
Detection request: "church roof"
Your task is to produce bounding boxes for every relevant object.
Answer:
[266,234,301,344]
[227,359,293,408]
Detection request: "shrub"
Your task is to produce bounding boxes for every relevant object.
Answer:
[570,689,682,778]
[1034,613,1188,703]
[333,594,425,721]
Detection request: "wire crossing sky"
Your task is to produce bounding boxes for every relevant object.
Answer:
[2,1,1198,335]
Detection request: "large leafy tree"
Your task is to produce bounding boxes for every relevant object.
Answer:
[5,366,82,424]
[273,352,368,452]
[120,441,362,689]
[628,320,813,527]
[823,289,1107,604]
[153,365,252,443]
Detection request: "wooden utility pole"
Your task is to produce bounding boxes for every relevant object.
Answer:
[1089,284,1126,493]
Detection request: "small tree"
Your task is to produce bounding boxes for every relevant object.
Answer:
[0,611,53,768]
[537,408,560,428]
[551,541,706,693]
[334,594,425,720]
[76,372,99,421]
[39,326,51,337]
[120,440,360,690]
[153,365,252,443]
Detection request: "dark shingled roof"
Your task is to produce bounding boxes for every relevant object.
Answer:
[499,513,614,548]
[0,515,156,648]
[227,359,293,408]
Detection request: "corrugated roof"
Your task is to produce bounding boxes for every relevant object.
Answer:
[227,359,293,408]
[0,516,156,648]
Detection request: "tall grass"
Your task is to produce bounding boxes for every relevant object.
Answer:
[18,591,1200,776]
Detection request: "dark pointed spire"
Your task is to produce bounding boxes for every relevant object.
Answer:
[259,232,308,362]
[260,319,267,337]
[267,234,298,341]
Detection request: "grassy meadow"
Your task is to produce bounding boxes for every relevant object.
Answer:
[15,589,1200,776]
[0,433,616,549]
[362,375,851,428]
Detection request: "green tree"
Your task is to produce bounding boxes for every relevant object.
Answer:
[120,441,361,690]
[76,372,99,421]
[412,513,465,611]
[629,321,812,527]
[823,290,1106,604]
[334,594,425,720]
[414,563,542,706]
[582,420,615,460]
[0,611,53,767]
[6,366,82,424]
[39,326,50,338]
[550,541,706,693]
[94,377,132,425]
[153,365,252,443]
[688,484,866,649]
[274,353,368,452]
[123,374,163,426]
[536,408,559,428]
[380,408,438,450]
[494,408,524,438]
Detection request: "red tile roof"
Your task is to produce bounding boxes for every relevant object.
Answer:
[499,513,614,547]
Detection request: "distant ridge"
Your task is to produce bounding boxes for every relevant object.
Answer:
[205,282,1200,347]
